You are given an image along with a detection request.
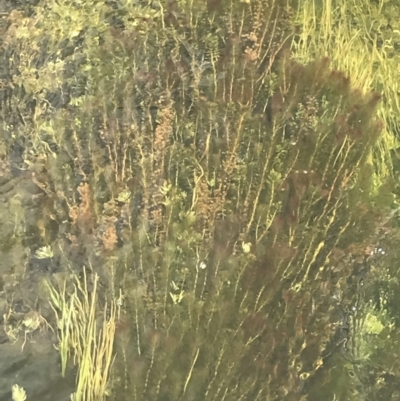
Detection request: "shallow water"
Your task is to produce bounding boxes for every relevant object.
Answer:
[0,1,400,401]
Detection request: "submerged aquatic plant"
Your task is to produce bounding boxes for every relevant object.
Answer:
[11,384,27,401]
[46,270,116,401]
[0,0,396,400]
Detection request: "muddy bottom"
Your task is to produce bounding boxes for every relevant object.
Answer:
[0,157,76,400]
[0,332,75,401]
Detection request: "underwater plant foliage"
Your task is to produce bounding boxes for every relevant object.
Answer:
[0,0,396,400]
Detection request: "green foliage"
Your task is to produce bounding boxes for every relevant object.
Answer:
[291,0,400,181]
[0,0,396,400]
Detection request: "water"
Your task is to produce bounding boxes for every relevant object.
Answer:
[1,1,400,400]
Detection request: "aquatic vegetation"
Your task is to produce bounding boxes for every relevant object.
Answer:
[291,0,400,185]
[3,306,52,351]
[11,384,27,401]
[46,270,116,401]
[0,0,399,400]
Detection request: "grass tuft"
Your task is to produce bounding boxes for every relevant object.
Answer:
[46,270,116,401]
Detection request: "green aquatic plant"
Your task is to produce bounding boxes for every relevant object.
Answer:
[46,270,116,401]
[0,0,396,400]
[291,0,400,185]
[11,384,27,401]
